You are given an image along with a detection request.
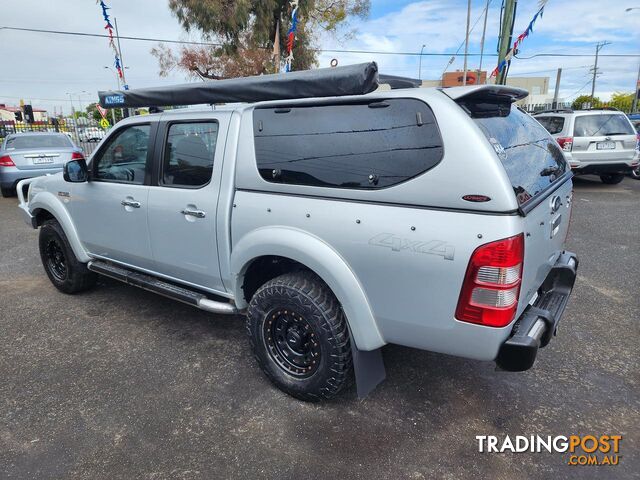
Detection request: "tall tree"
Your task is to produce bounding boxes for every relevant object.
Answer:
[608,92,634,113]
[152,0,370,79]
[572,94,602,110]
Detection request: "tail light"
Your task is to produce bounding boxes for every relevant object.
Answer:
[557,137,573,152]
[71,152,85,160]
[0,155,15,167]
[455,234,524,328]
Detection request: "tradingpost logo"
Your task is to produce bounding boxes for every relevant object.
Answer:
[476,435,623,466]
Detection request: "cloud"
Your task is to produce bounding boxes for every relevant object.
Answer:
[1,0,638,113]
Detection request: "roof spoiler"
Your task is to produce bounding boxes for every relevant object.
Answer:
[440,85,529,103]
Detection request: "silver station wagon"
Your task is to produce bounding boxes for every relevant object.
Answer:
[534,108,640,184]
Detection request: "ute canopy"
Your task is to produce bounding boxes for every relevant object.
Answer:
[99,62,386,109]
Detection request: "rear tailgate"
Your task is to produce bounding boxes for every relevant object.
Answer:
[451,86,573,313]
[571,113,637,164]
[8,149,76,170]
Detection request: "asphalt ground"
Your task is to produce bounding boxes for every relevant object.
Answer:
[1,175,638,479]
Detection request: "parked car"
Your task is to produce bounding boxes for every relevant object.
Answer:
[78,127,106,143]
[0,132,84,197]
[533,108,640,184]
[16,64,578,401]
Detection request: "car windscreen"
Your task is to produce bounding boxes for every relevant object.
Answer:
[5,135,72,150]
[460,102,568,207]
[573,114,635,137]
[535,116,565,134]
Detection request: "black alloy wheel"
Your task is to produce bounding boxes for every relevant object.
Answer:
[45,238,67,282]
[263,308,321,378]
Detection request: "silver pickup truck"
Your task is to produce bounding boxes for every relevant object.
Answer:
[17,63,578,401]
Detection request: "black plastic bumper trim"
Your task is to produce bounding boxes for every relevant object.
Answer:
[496,251,578,372]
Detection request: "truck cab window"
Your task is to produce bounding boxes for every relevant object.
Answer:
[93,124,150,184]
[161,122,218,188]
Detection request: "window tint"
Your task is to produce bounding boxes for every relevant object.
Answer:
[468,105,568,206]
[535,116,565,135]
[94,125,150,184]
[162,122,218,187]
[253,99,443,189]
[6,134,72,150]
[573,114,635,137]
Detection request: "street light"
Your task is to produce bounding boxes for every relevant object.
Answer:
[625,7,640,11]
[418,44,426,81]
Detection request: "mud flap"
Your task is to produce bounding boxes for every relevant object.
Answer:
[352,345,386,398]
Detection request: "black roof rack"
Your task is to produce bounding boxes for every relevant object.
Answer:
[532,108,573,115]
[581,106,621,111]
[98,62,420,109]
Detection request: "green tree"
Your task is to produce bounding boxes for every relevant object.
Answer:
[152,0,370,79]
[572,94,602,110]
[608,92,634,113]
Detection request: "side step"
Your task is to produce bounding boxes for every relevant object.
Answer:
[87,260,238,315]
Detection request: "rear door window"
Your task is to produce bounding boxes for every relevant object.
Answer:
[161,122,218,188]
[573,114,635,137]
[463,104,568,206]
[535,116,565,134]
[253,99,444,189]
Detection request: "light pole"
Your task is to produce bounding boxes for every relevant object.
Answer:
[418,44,426,80]
[462,0,471,86]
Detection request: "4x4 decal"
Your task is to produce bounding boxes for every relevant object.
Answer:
[369,233,455,260]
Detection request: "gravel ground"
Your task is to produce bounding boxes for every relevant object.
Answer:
[0,175,638,479]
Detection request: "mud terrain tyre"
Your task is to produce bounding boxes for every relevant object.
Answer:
[600,174,624,185]
[39,219,97,294]
[247,272,353,401]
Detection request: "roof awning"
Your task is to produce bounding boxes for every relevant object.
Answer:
[99,62,382,109]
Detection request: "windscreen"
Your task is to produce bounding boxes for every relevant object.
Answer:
[6,135,72,150]
[573,114,635,137]
[461,102,568,206]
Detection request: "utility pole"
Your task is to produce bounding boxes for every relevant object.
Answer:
[632,62,640,113]
[478,0,490,83]
[462,0,471,86]
[590,41,611,105]
[496,0,517,85]
[552,68,562,109]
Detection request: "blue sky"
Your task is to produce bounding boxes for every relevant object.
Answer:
[2,0,639,114]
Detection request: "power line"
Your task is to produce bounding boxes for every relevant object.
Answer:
[2,25,640,58]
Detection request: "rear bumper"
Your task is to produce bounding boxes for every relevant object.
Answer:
[496,251,578,372]
[572,163,634,175]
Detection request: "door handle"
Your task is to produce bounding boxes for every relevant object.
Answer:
[121,199,141,208]
[181,208,206,218]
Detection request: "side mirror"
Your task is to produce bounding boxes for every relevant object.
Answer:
[63,158,89,183]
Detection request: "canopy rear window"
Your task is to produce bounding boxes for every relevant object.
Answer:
[459,102,568,207]
[253,99,444,189]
